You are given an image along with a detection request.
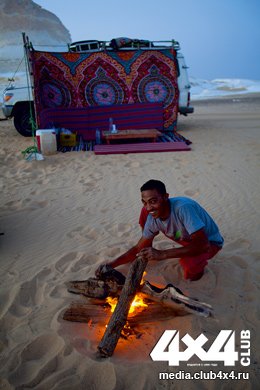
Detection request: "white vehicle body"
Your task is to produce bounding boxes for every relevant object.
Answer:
[1,84,35,136]
[176,51,193,115]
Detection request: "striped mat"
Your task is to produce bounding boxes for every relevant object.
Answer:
[94,142,191,155]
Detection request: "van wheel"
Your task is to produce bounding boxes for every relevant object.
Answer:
[13,103,35,137]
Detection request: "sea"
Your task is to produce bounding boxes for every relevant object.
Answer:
[190,77,260,100]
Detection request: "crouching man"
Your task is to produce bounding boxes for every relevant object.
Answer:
[96,179,224,281]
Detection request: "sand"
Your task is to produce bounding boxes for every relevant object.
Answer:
[0,94,259,389]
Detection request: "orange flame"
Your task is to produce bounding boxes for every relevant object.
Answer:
[106,296,118,313]
[128,294,148,314]
[106,271,148,316]
[106,293,148,316]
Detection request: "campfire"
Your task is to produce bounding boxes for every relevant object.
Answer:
[64,258,213,358]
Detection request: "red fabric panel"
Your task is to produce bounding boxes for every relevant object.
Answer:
[39,102,164,141]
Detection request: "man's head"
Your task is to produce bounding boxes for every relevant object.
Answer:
[140,180,170,219]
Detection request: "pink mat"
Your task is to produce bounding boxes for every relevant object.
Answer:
[94,142,191,155]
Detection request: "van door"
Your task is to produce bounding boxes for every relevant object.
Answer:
[177,52,194,115]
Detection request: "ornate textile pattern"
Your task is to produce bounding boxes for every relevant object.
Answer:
[29,48,179,131]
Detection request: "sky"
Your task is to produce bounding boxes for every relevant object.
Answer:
[34,0,260,80]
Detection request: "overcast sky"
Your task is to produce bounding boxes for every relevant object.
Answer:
[34,0,260,80]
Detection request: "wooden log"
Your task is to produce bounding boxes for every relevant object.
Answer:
[97,257,148,357]
[141,282,213,318]
[67,278,122,299]
[63,301,110,324]
[65,278,212,321]
[65,279,212,320]
[62,299,179,325]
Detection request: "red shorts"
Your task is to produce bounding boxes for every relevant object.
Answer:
[179,240,221,280]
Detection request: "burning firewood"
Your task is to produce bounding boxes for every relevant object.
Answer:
[97,257,148,357]
[67,269,213,318]
[64,261,213,357]
[63,299,181,325]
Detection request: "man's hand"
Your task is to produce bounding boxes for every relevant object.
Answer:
[138,247,165,261]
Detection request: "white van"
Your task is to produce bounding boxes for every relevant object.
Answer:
[2,38,193,136]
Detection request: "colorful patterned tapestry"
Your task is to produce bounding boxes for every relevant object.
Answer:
[28,48,179,131]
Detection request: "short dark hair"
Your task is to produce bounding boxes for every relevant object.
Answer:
[140,179,167,195]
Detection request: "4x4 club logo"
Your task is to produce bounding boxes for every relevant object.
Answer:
[150,330,250,366]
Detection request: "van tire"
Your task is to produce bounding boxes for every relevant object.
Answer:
[13,102,35,137]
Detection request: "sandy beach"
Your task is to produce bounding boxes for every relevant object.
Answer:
[0,94,259,389]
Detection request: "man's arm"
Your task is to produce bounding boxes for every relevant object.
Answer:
[95,236,154,276]
[139,228,210,261]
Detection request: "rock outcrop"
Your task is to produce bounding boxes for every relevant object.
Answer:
[0,0,71,77]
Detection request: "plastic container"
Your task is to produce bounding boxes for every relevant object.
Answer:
[36,129,57,155]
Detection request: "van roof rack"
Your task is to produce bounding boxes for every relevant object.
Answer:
[69,39,180,52]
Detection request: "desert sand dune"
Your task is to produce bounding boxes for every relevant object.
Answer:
[0,94,259,389]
